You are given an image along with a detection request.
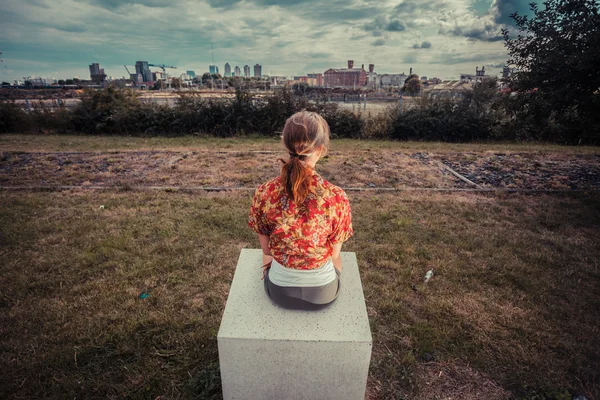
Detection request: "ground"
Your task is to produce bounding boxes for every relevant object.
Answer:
[1,134,599,400]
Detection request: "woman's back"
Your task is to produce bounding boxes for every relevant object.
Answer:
[249,167,353,270]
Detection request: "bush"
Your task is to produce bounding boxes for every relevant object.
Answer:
[2,86,597,143]
[0,100,32,133]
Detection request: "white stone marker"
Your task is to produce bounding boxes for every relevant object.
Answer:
[218,249,372,400]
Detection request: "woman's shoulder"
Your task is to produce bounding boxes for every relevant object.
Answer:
[315,174,349,202]
[255,176,282,196]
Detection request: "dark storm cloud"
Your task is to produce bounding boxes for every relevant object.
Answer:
[386,20,406,32]
[412,41,432,49]
[492,0,535,25]
[90,0,174,10]
[363,16,406,36]
[448,25,503,41]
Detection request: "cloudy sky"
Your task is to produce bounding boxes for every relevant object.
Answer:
[0,0,537,82]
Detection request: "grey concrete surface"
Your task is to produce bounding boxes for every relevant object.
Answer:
[218,249,372,400]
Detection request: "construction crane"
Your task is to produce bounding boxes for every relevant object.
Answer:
[123,65,136,86]
[148,64,177,81]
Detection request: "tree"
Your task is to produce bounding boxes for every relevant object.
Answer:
[171,77,182,89]
[502,0,600,143]
[403,74,422,96]
[58,79,66,85]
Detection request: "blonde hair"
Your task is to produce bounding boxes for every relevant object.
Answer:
[279,111,330,204]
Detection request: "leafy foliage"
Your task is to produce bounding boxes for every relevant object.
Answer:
[502,0,600,143]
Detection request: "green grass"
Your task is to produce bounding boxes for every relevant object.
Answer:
[1,190,599,399]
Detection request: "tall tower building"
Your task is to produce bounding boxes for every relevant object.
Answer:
[254,64,262,78]
[224,63,231,77]
[89,63,106,82]
[243,65,250,78]
[209,65,219,75]
[234,66,241,77]
[135,61,152,82]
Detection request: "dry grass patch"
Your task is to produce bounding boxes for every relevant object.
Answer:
[2,134,600,153]
[1,190,599,399]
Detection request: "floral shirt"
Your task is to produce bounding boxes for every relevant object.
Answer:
[248,168,354,270]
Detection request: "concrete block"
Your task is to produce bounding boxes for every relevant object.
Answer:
[218,249,372,400]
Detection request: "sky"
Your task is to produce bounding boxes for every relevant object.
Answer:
[0,0,538,82]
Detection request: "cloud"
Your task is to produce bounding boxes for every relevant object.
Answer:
[412,41,432,49]
[0,0,515,82]
[386,20,406,32]
[363,15,406,36]
[395,0,447,14]
[90,0,174,10]
[492,0,535,25]
[485,62,506,68]
[431,51,506,65]
[437,12,504,41]
[403,54,417,64]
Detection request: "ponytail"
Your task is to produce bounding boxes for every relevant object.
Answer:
[278,111,330,205]
[279,154,312,204]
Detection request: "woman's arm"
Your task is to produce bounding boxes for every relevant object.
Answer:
[258,234,273,265]
[331,242,343,273]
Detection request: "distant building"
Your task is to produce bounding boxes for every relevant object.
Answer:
[324,60,367,88]
[307,73,323,87]
[224,63,231,77]
[244,65,250,78]
[186,70,196,79]
[89,63,106,82]
[130,73,143,84]
[502,66,514,79]
[209,65,219,75]
[135,61,153,82]
[379,74,408,87]
[460,66,488,83]
[254,64,262,78]
[234,66,241,77]
[152,71,163,81]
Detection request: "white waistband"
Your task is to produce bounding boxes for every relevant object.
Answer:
[268,258,336,287]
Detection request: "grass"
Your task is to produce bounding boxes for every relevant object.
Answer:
[2,133,600,154]
[1,136,599,399]
[1,189,599,399]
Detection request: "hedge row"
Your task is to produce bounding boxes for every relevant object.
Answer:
[1,85,598,144]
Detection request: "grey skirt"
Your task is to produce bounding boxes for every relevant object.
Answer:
[264,267,341,310]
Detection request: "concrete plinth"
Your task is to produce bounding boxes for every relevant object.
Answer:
[217,249,372,400]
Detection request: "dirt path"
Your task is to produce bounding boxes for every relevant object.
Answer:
[1,149,599,191]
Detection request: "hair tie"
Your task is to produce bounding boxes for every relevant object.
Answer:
[289,152,299,158]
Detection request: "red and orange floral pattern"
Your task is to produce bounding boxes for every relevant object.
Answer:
[248,168,354,270]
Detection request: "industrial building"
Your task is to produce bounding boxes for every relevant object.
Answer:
[224,63,231,77]
[460,66,488,83]
[307,73,323,87]
[254,64,262,78]
[365,64,410,89]
[324,60,367,88]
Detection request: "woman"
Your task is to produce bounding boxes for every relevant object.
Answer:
[248,110,354,310]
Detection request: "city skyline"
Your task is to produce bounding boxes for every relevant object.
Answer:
[0,0,538,82]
